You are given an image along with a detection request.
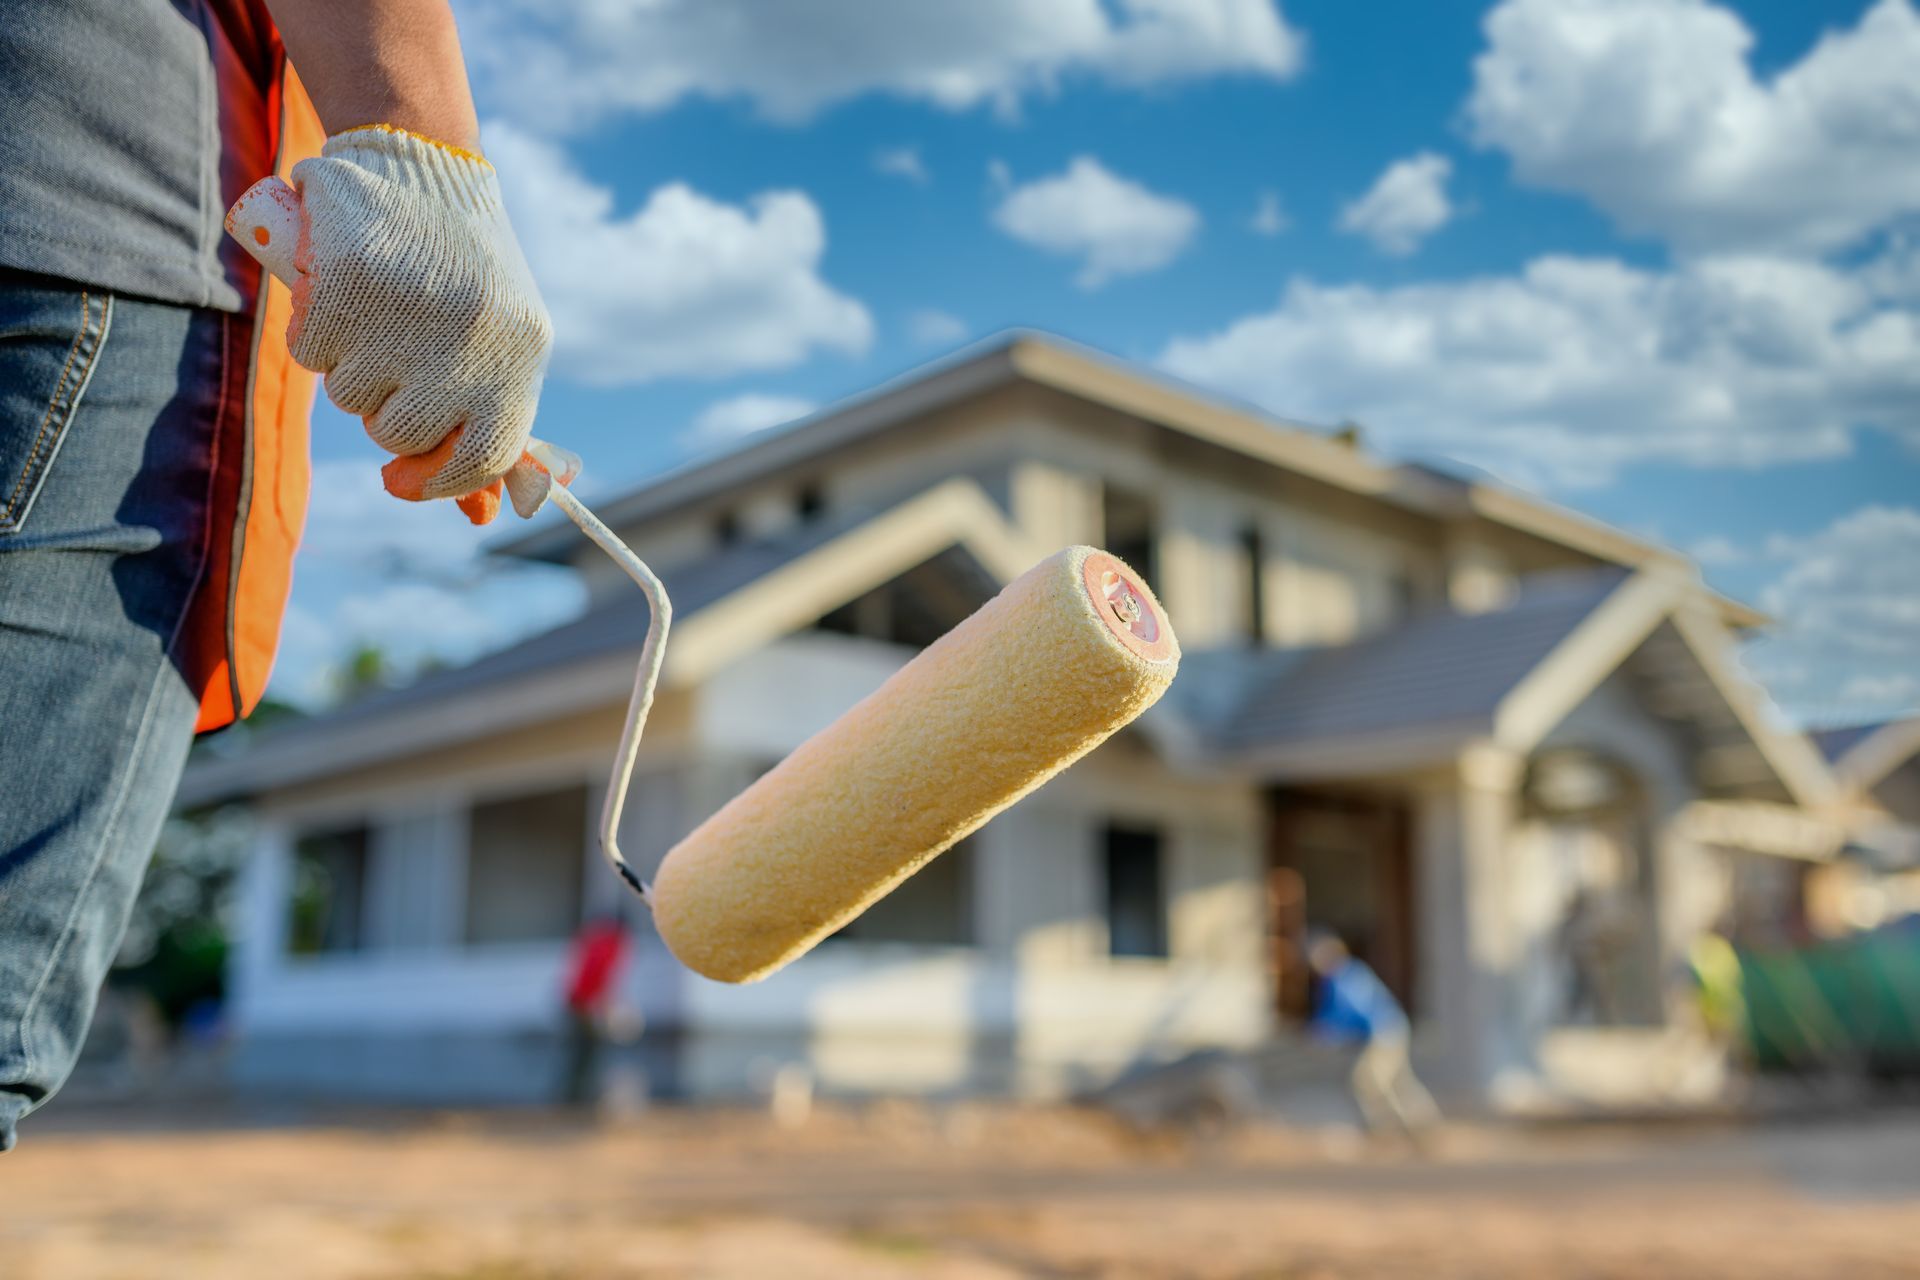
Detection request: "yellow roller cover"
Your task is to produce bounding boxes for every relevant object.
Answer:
[650,545,1180,982]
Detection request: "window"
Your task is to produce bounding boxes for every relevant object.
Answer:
[810,573,952,649]
[464,786,588,945]
[797,482,825,520]
[1241,523,1267,646]
[288,825,370,954]
[815,598,861,636]
[1102,485,1157,589]
[714,508,741,547]
[1387,566,1418,623]
[1103,825,1168,958]
[835,837,975,945]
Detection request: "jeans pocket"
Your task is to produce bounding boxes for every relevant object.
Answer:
[0,286,113,535]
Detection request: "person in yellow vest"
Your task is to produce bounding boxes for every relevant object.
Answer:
[0,0,551,1149]
[1688,932,1747,1048]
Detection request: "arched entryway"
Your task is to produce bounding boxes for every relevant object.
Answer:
[1513,749,1664,1034]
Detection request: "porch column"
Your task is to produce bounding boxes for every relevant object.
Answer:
[1414,742,1523,1099]
[229,819,293,1034]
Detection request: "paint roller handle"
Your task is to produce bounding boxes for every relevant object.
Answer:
[226,176,303,284]
[225,176,669,904]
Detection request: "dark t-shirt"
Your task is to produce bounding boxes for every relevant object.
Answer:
[0,0,280,312]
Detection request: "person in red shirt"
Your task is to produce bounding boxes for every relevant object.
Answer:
[560,912,632,1107]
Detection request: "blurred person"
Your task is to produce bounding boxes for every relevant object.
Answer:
[1561,882,1643,1025]
[1686,931,1747,1049]
[1306,930,1439,1141]
[560,912,632,1107]
[0,0,551,1150]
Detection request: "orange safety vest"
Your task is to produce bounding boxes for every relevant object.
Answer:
[187,36,324,732]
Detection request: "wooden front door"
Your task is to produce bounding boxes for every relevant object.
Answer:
[1268,789,1416,1022]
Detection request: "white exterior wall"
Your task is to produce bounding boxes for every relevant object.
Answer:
[694,631,913,760]
[1445,528,1519,614]
[231,633,1273,1102]
[1268,506,1421,646]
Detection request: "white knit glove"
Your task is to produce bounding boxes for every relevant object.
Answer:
[287,125,552,520]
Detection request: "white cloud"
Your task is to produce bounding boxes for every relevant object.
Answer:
[270,459,585,708]
[1743,506,1920,724]
[1466,0,1920,254]
[1338,152,1454,256]
[333,583,502,664]
[874,146,930,185]
[907,309,971,346]
[1250,190,1289,237]
[1838,672,1920,708]
[298,459,499,574]
[487,123,872,387]
[457,0,1303,130]
[992,156,1201,289]
[686,393,819,446]
[1158,244,1920,488]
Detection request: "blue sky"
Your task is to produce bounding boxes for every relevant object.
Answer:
[287,0,1920,729]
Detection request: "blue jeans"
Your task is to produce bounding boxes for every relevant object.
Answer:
[0,271,227,1149]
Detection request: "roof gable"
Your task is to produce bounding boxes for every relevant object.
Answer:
[1168,567,1834,805]
[491,333,1759,626]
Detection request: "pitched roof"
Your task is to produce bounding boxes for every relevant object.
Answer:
[490,332,1762,627]
[1164,572,1626,776]
[1160,567,1834,809]
[1224,573,1624,752]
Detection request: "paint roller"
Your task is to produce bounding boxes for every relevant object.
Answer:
[229,179,1181,985]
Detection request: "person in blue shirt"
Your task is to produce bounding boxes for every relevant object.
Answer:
[1307,930,1439,1140]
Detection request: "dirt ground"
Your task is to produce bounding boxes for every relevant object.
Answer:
[6,1101,1920,1279]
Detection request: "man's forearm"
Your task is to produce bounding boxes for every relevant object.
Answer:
[265,0,481,150]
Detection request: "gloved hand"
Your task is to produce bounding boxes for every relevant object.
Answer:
[284,124,552,523]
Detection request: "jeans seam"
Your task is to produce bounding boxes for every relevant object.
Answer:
[0,292,87,520]
[0,291,112,533]
[9,646,171,1095]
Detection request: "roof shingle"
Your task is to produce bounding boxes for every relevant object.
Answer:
[1179,570,1626,758]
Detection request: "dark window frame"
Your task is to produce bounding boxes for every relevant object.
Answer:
[1241,522,1267,646]
[796,482,825,520]
[1102,823,1169,959]
[287,825,371,956]
[1102,484,1158,591]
